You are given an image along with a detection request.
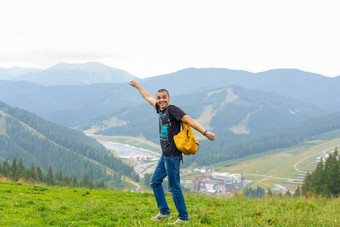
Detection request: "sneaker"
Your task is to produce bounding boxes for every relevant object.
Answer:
[168,218,189,225]
[151,213,171,222]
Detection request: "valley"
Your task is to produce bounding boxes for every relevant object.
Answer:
[85,127,340,194]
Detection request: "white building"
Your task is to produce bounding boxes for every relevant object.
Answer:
[212,172,242,184]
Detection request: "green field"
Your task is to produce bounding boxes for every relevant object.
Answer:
[215,137,340,191]
[0,181,339,226]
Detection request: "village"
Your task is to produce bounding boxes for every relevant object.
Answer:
[191,172,245,195]
[130,149,335,196]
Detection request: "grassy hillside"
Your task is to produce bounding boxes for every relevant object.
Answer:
[1,181,339,226]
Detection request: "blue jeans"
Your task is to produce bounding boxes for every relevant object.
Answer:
[150,155,189,220]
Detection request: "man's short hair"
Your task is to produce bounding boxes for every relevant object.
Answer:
[157,89,170,97]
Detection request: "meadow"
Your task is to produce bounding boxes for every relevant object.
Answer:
[214,137,340,192]
[1,181,339,226]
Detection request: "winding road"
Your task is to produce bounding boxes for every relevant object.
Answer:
[293,143,340,173]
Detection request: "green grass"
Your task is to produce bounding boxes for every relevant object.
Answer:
[1,181,339,226]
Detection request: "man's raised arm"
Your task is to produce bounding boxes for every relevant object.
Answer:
[129,80,156,109]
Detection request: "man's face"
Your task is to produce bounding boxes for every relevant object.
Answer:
[156,91,170,110]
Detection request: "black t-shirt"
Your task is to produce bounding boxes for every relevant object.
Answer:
[155,103,186,156]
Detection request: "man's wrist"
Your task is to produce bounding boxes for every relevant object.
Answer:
[203,130,208,136]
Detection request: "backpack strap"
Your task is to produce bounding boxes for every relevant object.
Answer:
[166,107,184,161]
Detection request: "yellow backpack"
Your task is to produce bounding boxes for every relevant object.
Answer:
[173,122,199,155]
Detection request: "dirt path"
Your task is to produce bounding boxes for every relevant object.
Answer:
[293,152,321,173]
[229,105,263,135]
[125,178,141,191]
[243,173,289,180]
[251,177,270,187]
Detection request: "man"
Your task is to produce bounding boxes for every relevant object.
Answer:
[129,80,215,224]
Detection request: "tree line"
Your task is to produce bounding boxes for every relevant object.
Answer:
[244,186,266,198]
[0,157,106,189]
[302,147,340,197]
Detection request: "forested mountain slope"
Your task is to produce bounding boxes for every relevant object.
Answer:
[0,101,136,181]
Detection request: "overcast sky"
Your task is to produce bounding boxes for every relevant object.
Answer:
[0,0,339,78]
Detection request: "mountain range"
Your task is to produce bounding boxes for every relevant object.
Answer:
[1,62,340,167]
[0,62,138,86]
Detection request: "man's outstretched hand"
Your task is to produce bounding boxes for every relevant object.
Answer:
[129,80,138,88]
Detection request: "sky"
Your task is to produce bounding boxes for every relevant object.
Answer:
[0,0,339,78]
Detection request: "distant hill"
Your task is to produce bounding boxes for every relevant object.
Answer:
[0,101,136,181]
[0,62,138,86]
